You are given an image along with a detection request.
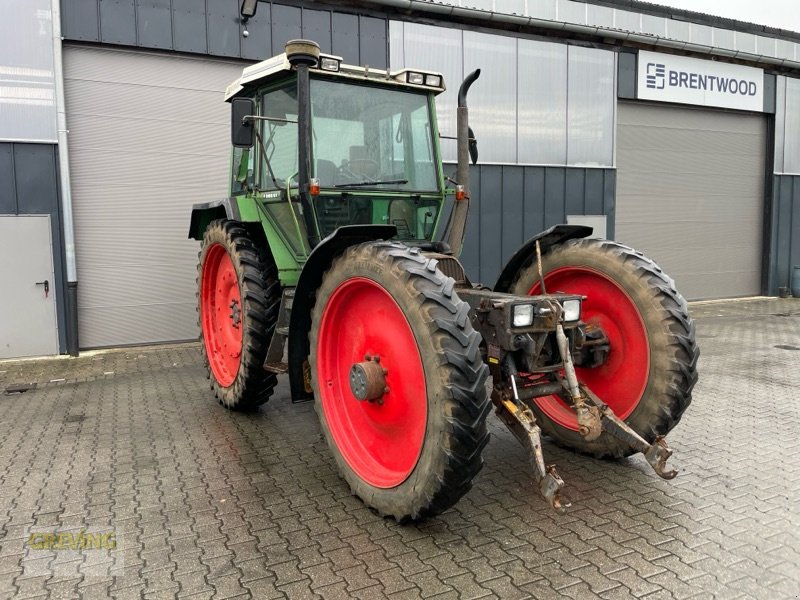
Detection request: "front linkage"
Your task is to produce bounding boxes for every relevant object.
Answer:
[457,283,679,511]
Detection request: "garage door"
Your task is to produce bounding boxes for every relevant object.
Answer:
[616,102,766,300]
[64,46,246,347]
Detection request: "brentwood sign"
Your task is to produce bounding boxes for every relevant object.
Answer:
[637,50,764,112]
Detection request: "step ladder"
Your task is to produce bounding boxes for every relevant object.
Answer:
[263,287,293,374]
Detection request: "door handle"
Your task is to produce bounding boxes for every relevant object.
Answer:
[35,279,49,298]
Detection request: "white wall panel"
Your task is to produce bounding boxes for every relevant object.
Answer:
[0,0,57,141]
[690,23,714,47]
[586,4,614,29]
[783,77,800,174]
[775,76,786,173]
[735,32,757,54]
[463,31,517,164]
[641,14,666,38]
[557,0,586,25]
[389,21,463,162]
[567,47,615,166]
[517,40,567,164]
[614,10,641,33]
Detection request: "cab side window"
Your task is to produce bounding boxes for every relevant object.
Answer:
[259,84,299,189]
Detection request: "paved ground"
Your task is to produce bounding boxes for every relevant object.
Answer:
[1,298,798,600]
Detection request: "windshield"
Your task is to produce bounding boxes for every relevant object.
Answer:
[310,78,439,192]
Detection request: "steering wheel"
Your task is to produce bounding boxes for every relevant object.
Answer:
[337,159,379,184]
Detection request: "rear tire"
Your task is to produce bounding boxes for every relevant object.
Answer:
[197,219,280,410]
[310,241,491,521]
[510,238,699,458]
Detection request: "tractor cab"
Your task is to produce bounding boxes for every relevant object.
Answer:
[225,42,449,257]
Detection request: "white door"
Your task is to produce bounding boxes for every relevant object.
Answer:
[0,215,59,358]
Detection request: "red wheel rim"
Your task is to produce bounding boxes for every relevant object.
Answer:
[316,277,427,488]
[200,243,243,387]
[528,267,650,431]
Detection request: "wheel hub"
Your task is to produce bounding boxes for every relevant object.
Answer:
[229,298,241,328]
[349,355,388,403]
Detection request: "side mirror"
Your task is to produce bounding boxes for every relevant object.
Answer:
[468,126,478,165]
[231,97,255,148]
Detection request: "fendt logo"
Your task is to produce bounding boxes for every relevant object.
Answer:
[646,63,666,89]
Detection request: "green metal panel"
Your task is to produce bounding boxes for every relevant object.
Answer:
[231,194,303,286]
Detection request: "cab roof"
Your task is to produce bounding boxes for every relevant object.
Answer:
[224,52,446,101]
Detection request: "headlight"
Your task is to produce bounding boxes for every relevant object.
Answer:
[425,74,442,87]
[562,299,581,322]
[319,57,340,72]
[512,304,534,327]
[406,72,424,85]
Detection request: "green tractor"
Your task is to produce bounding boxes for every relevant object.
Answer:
[188,40,699,521]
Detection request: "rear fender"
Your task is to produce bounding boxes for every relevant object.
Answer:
[493,224,593,293]
[288,225,398,401]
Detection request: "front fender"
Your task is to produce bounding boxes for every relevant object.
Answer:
[187,198,241,240]
[493,224,593,293]
[288,225,398,401]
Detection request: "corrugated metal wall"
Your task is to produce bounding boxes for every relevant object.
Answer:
[60,0,387,67]
[616,102,766,300]
[0,143,67,352]
[769,176,800,294]
[455,164,615,285]
[63,45,245,347]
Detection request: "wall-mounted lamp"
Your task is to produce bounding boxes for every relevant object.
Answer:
[240,0,258,37]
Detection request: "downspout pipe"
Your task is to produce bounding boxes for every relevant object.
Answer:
[51,0,79,356]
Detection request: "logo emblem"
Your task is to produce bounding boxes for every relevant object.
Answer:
[646,63,665,89]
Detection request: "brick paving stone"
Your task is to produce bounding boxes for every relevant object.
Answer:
[0,297,798,599]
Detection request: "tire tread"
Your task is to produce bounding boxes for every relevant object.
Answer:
[310,241,490,521]
[197,219,280,410]
[510,238,699,458]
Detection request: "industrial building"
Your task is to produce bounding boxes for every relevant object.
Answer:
[1,0,799,358]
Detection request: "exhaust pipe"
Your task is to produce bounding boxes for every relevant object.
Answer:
[447,69,480,257]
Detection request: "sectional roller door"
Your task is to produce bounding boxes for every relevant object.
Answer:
[64,46,245,347]
[616,102,766,300]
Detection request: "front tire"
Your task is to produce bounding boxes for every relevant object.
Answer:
[197,219,280,410]
[310,242,491,521]
[510,238,699,458]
